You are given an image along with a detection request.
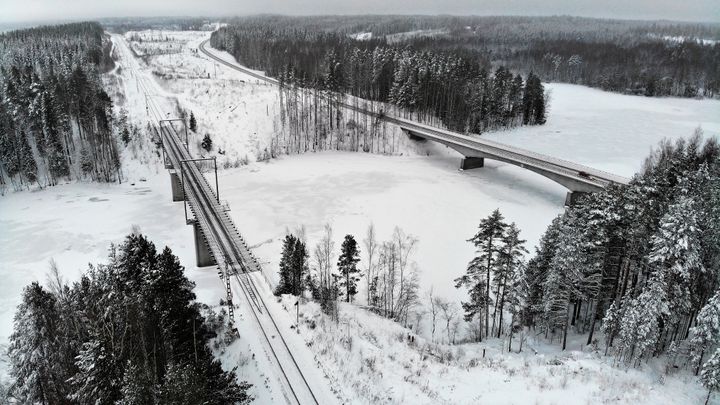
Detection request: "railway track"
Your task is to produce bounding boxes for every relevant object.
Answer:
[114,35,324,405]
[199,39,630,190]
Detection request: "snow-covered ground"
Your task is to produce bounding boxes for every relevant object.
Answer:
[271,295,709,404]
[121,30,281,168]
[2,29,719,403]
[484,83,720,177]
[219,152,565,302]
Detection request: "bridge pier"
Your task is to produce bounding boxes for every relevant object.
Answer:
[192,221,216,267]
[460,157,485,170]
[565,191,588,206]
[170,170,184,202]
[402,128,426,142]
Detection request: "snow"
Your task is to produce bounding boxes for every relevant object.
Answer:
[661,35,719,46]
[2,28,719,403]
[270,295,710,404]
[218,151,565,303]
[121,30,280,168]
[483,83,720,177]
[350,32,373,41]
[386,29,450,44]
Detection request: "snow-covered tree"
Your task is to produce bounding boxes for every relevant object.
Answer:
[8,282,69,404]
[189,111,197,132]
[690,289,720,373]
[456,209,507,338]
[700,348,720,405]
[337,234,361,302]
[614,273,669,365]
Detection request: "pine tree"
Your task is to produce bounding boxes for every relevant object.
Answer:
[456,209,507,338]
[493,223,527,338]
[337,234,361,302]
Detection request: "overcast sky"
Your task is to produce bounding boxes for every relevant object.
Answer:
[1,0,718,24]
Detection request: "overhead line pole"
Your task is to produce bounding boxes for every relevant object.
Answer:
[159,118,189,151]
[180,157,219,203]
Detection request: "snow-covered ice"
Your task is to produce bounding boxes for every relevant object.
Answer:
[484,83,720,177]
[219,151,565,302]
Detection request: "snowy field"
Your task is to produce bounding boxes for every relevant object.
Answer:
[484,83,720,177]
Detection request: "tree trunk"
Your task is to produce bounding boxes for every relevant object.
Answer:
[562,300,571,351]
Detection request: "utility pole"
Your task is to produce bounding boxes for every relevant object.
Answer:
[295,300,299,332]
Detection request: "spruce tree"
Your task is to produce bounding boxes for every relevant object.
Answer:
[701,348,720,405]
[41,91,69,181]
[289,237,308,296]
[275,234,297,296]
[189,111,197,133]
[18,130,37,184]
[337,234,361,302]
[8,282,69,404]
[690,289,720,373]
[201,134,213,152]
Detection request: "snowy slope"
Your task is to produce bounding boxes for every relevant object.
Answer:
[272,295,709,405]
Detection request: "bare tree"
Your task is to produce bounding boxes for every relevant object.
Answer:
[451,318,462,344]
[313,223,337,320]
[427,287,438,343]
[436,297,459,345]
[363,223,377,305]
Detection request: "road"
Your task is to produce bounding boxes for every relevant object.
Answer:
[199,39,630,193]
[113,34,335,405]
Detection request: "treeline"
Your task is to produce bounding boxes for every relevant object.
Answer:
[7,234,252,404]
[216,15,719,99]
[508,38,719,97]
[0,22,121,190]
[211,21,547,135]
[101,17,210,34]
[274,224,422,327]
[379,16,720,98]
